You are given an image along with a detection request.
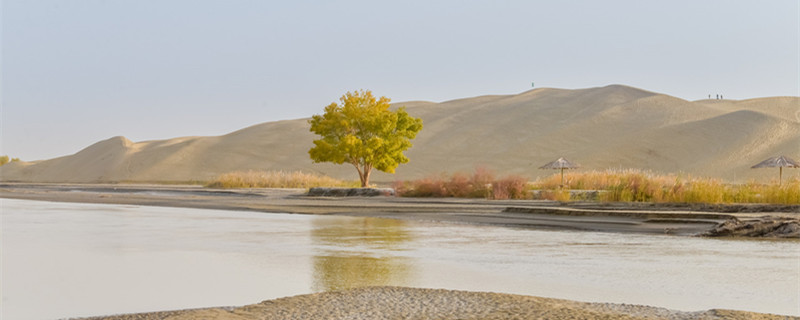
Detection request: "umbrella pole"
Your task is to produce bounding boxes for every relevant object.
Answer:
[780,167,782,186]
[560,168,565,189]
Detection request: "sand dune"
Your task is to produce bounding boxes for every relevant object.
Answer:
[2,84,798,183]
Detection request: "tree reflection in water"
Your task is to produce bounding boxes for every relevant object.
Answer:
[311,217,413,291]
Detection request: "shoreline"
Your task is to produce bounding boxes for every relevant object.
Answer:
[4,183,798,319]
[1,183,798,238]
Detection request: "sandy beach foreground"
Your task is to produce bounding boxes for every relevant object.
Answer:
[78,287,793,320]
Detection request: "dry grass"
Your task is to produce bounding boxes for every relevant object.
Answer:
[394,168,529,200]
[535,169,800,204]
[491,175,529,200]
[209,169,798,204]
[206,170,357,189]
[398,168,799,204]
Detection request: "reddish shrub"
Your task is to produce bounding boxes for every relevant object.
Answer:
[396,168,531,199]
[469,167,495,198]
[492,175,529,199]
[397,175,448,197]
[444,173,473,198]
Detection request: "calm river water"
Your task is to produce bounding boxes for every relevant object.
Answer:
[2,199,798,319]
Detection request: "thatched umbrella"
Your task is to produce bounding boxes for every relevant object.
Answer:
[750,155,800,186]
[539,157,580,187]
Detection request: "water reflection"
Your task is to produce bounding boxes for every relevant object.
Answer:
[4,199,798,318]
[311,217,413,291]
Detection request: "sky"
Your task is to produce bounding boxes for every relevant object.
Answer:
[2,0,798,161]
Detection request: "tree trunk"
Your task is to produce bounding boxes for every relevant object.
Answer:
[360,167,372,188]
[353,162,372,188]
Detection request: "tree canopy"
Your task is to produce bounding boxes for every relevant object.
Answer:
[0,155,20,166]
[309,90,423,187]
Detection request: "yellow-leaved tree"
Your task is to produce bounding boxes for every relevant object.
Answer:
[309,90,423,187]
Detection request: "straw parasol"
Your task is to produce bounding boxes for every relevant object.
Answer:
[750,155,800,186]
[539,157,580,188]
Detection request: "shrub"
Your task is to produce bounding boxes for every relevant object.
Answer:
[468,167,495,198]
[398,168,799,204]
[444,173,473,198]
[0,155,17,166]
[397,168,529,199]
[536,169,799,205]
[399,175,448,197]
[492,175,529,200]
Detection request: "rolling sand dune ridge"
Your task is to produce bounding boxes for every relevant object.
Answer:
[1,84,797,184]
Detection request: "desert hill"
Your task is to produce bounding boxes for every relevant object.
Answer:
[2,84,798,184]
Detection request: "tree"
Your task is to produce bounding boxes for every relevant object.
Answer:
[309,90,423,187]
[0,156,20,166]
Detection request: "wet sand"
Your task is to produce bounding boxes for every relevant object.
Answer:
[79,287,794,320]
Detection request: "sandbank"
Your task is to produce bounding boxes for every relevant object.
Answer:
[77,287,795,320]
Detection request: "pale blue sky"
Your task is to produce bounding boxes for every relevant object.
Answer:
[2,0,798,161]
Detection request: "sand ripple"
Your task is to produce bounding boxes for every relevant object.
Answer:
[81,287,795,320]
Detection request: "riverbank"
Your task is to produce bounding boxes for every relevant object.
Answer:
[78,286,794,320]
[0,183,797,238]
[4,184,799,319]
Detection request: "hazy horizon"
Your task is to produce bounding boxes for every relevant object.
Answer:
[2,0,798,161]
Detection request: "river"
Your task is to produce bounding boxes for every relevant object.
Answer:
[2,199,798,319]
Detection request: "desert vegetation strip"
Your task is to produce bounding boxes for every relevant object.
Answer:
[392,168,528,199]
[535,169,800,204]
[395,168,800,205]
[1,184,796,238]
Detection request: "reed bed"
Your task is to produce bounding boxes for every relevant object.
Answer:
[206,170,357,189]
[397,168,799,204]
[393,168,529,200]
[535,169,800,204]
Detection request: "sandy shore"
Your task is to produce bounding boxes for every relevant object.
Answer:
[1,183,797,237]
[77,287,794,320]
